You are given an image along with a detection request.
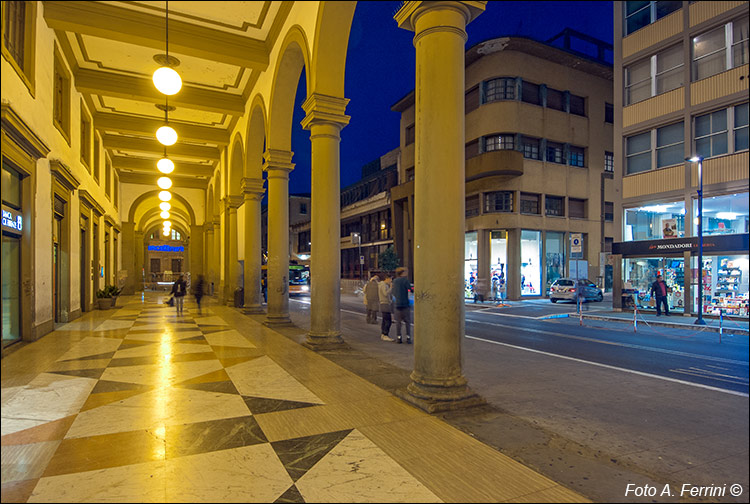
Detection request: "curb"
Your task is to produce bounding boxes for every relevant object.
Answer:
[579,314,749,335]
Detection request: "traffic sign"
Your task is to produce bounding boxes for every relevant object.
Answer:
[360,255,365,265]
[571,233,583,254]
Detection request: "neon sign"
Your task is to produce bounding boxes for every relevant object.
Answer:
[1,206,23,235]
[148,244,184,252]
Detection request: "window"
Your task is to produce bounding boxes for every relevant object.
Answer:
[569,198,586,219]
[93,135,100,183]
[692,192,749,236]
[605,151,614,172]
[378,210,390,240]
[405,124,415,146]
[465,85,480,113]
[80,105,91,169]
[484,134,515,151]
[465,139,479,160]
[150,258,160,273]
[114,173,119,209]
[2,163,23,210]
[624,201,685,240]
[405,167,414,182]
[105,158,112,199]
[298,230,310,253]
[171,259,182,273]
[604,202,614,222]
[605,102,614,123]
[546,87,565,111]
[656,122,684,168]
[625,44,683,105]
[569,94,586,116]
[2,1,36,92]
[624,1,681,36]
[521,81,540,105]
[485,191,513,213]
[52,46,71,141]
[545,195,564,216]
[300,202,307,215]
[521,136,540,160]
[735,103,749,151]
[520,193,540,215]
[626,131,651,174]
[484,78,515,102]
[171,229,181,241]
[568,146,585,167]
[466,194,479,217]
[546,141,564,164]
[604,237,614,253]
[692,18,748,81]
[695,109,728,159]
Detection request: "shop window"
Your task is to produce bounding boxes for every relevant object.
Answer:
[546,87,565,111]
[465,194,479,217]
[465,85,479,113]
[80,104,91,169]
[521,81,540,105]
[2,0,36,93]
[485,191,513,213]
[693,193,749,237]
[625,44,683,105]
[521,136,540,160]
[624,201,685,241]
[624,1,681,36]
[692,18,748,82]
[484,134,515,152]
[490,230,508,301]
[604,202,614,222]
[520,193,540,215]
[693,256,749,318]
[405,124,415,146]
[545,195,565,217]
[484,78,515,102]
[605,102,614,123]
[52,45,71,142]
[521,230,542,296]
[624,257,686,313]
[569,198,587,219]
[546,141,564,164]
[545,231,565,293]
[569,94,586,116]
[605,151,614,172]
[464,231,478,299]
[568,146,585,167]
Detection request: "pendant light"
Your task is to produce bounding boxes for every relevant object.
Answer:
[160,210,170,219]
[157,155,174,174]
[152,1,182,95]
[157,176,173,190]
[159,202,171,212]
[158,190,172,202]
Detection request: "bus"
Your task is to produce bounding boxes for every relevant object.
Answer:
[261,264,310,296]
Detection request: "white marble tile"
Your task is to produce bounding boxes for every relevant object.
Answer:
[54,320,102,332]
[1,374,97,436]
[28,460,166,503]
[203,329,257,348]
[93,320,135,332]
[122,330,203,342]
[1,440,62,483]
[113,342,212,359]
[192,316,228,326]
[99,359,223,387]
[225,356,323,405]
[166,444,292,503]
[296,430,442,503]
[55,337,122,362]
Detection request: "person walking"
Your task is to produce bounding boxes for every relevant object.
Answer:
[392,267,411,344]
[171,275,187,315]
[379,275,395,342]
[364,274,380,324]
[194,274,205,315]
[650,274,670,316]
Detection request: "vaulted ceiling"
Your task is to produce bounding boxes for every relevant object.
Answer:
[43,1,294,189]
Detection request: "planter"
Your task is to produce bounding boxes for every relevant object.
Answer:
[110,296,118,308]
[97,298,112,310]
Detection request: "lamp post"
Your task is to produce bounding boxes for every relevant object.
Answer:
[686,156,706,325]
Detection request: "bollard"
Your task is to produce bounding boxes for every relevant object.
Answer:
[633,305,637,332]
[719,309,723,343]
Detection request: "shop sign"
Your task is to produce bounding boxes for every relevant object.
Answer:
[613,234,749,256]
[1,205,23,235]
[148,244,184,252]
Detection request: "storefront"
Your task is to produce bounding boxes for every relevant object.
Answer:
[614,234,749,318]
[520,230,542,296]
[2,194,23,347]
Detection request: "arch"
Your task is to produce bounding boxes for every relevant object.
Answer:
[128,189,196,229]
[267,25,311,151]
[228,133,244,196]
[143,222,189,243]
[311,2,356,97]
[245,94,267,180]
[138,206,191,233]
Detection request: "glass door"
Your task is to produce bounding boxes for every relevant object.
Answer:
[2,234,21,347]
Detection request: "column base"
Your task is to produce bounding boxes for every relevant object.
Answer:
[263,315,293,327]
[395,380,486,414]
[303,331,346,351]
[242,304,265,315]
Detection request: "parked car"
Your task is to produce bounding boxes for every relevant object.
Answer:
[549,278,603,303]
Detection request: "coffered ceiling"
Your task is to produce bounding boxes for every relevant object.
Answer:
[43,1,293,188]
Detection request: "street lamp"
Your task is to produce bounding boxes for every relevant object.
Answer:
[686,155,706,325]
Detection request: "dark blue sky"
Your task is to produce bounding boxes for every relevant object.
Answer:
[287,1,614,195]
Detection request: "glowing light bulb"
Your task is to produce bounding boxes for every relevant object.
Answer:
[158,191,172,202]
[163,220,172,228]
[160,210,170,219]
[152,67,182,95]
[163,228,170,236]
[157,176,172,190]
[156,125,177,146]
[159,202,171,211]
[157,157,174,174]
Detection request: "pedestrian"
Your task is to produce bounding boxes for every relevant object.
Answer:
[194,274,205,315]
[261,275,267,303]
[364,274,380,324]
[171,274,187,315]
[576,280,589,312]
[392,267,411,344]
[379,275,395,342]
[474,277,487,303]
[650,274,670,316]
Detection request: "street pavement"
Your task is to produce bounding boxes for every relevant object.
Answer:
[266,292,750,503]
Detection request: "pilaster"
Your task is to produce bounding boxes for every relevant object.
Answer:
[242,177,265,314]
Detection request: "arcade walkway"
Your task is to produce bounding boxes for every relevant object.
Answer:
[1,294,584,503]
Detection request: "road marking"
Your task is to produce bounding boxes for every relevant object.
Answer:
[465,334,749,397]
[290,298,363,317]
[465,318,749,366]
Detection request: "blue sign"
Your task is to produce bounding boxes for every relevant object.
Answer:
[1,206,23,235]
[148,244,184,252]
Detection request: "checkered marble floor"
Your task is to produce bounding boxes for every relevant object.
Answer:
[2,295,585,503]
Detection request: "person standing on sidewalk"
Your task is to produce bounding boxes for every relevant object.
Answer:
[171,275,187,315]
[650,274,670,316]
[364,275,380,324]
[392,267,411,344]
[379,275,395,342]
[194,274,205,315]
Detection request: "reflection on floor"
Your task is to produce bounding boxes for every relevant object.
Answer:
[1,294,585,503]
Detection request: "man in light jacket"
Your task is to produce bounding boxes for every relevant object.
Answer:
[379,275,395,342]
[364,275,380,324]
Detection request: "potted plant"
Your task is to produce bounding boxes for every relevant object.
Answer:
[96,285,122,309]
[108,285,122,307]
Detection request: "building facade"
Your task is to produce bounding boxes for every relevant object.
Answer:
[613,1,749,318]
[391,34,615,301]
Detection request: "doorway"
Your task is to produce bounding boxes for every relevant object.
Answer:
[80,226,87,312]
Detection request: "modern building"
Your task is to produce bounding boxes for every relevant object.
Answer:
[612,1,749,318]
[391,32,615,301]
[262,193,311,266]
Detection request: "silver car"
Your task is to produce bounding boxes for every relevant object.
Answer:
[549,278,603,303]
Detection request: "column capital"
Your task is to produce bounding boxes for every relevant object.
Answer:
[263,149,295,175]
[241,177,265,199]
[301,93,350,131]
[223,195,244,210]
[205,222,214,232]
[394,1,485,32]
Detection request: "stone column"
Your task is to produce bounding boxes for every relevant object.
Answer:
[477,228,490,301]
[242,177,265,313]
[213,218,221,298]
[134,230,144,292]
[394,1,485,412]
[223,196,242,305]
[301,93,350,349]
[263,149,294,326]
[121,222,135,295]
